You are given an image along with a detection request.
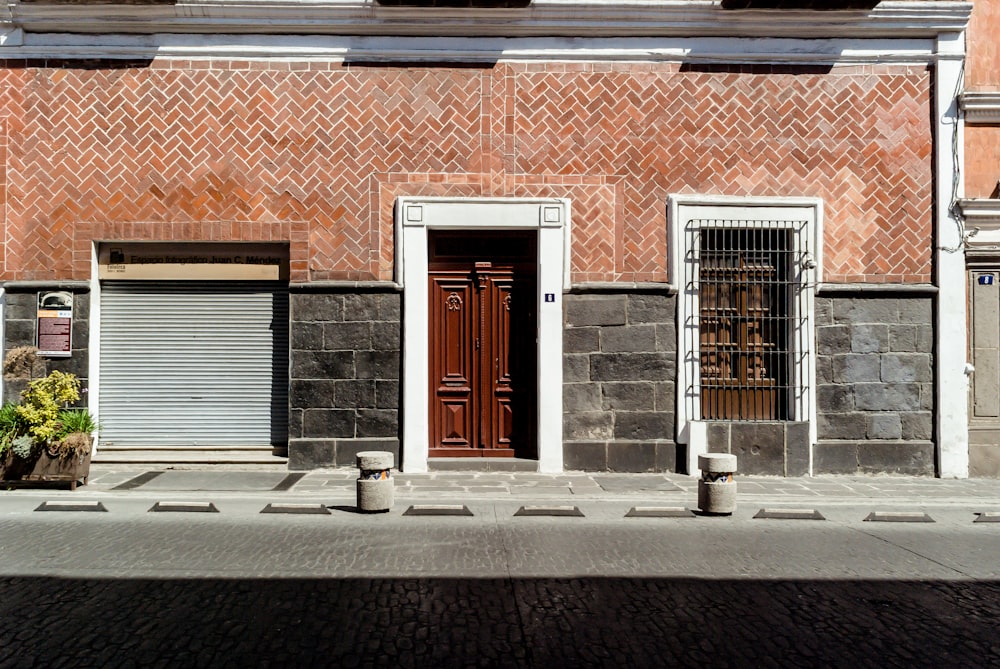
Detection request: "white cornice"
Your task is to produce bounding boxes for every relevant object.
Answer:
[3,1,973,39]
[960,91,1000,124]
[0,33,941,63]
[959,199,1000,226]
[959,199,1000,254]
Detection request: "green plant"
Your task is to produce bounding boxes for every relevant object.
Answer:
[16,370,81,445]
[0,402,27,457]
[55,408,99,440]
[0,402,25,454]
[49,408,99,459]
[0,402,21,431]
[11,434,34,459]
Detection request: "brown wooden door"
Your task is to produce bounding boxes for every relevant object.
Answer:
[428,233,537,458]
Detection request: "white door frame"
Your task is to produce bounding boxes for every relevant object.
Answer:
[395,196,571,473]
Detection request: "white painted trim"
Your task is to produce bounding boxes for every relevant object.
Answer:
[960,199,1000,225]
[959,199,1000,251]
[0,33,944,64]
[89,243,102,457]
[669,194,822,476]
[395,196,570,474]
[936,31,969,478]
[959,91,1000,124]
[5,1,972,39]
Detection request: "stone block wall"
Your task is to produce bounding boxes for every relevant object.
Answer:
[2,284,91,404]
[562,291,678,472]
[287,287,401,470]
[813,293,935,475]
[706,422,810,476]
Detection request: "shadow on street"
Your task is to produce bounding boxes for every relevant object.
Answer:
[2,576,998,668]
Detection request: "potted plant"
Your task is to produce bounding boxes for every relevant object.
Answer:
[0,348,97,490]
[0,401,27,480]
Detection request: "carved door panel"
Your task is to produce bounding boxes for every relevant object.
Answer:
[428,234,536,458]
[429,274,476,451]
[487,273,515,452]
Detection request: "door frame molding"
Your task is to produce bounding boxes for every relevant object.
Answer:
[396,196,571,473]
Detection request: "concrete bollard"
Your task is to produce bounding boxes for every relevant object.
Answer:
[356,451,394,513]
[697,453,737,515]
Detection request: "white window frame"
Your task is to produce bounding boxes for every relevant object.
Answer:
[669,194,822,475]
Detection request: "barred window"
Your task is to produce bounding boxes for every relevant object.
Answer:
[680,215,813,425]
[697,227,793,420]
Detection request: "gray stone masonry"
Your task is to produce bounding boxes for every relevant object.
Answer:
[563,292,677,472]
[706,421,810,476]
[1,286,91,406]
[814,295,934,475]
[288,289,401,470]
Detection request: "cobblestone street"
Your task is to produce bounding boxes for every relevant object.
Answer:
[3,572,999,668]
[1,496,1000,668]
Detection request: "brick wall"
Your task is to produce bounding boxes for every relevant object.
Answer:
[965,125,1000,198]
[967,0,1000,89]
[814,294,935,475]
[0,60,932,284]
[964,0,1000,200]
[0,57,940,473]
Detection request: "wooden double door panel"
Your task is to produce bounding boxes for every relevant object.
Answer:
[428,232,537,458]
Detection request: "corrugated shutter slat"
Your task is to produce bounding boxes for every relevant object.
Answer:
[99,281,289,447]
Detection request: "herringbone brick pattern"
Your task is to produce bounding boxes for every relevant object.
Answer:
[968,0,1000,89]
[1,115,7,274]
[510,176,621,280]
[0,60,932,283]
[513,64,932,283]
[966,126,1000,199]
[376,173,485,278]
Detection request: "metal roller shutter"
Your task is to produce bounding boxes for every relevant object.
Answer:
[99,281,289,447]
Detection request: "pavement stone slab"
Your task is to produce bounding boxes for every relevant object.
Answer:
[29,464,1000,512]
[131,471,292,492]
[593,476,682,492]
[509,488,575,497]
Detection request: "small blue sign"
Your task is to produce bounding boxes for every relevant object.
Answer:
[979,274,995,286]
[544,293,555,303]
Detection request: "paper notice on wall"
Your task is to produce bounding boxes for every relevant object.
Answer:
[37,291,73,357]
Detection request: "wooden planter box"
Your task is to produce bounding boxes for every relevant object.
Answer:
[1,446,92,491]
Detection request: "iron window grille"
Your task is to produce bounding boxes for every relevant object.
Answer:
[685,219,811,422]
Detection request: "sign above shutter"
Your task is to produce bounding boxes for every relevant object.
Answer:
[98,242,289,281]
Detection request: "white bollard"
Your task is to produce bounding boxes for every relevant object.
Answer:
[697,453,737,515]
[356,451,394,513]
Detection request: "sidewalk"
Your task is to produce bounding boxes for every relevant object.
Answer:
[63,463,1000,508]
